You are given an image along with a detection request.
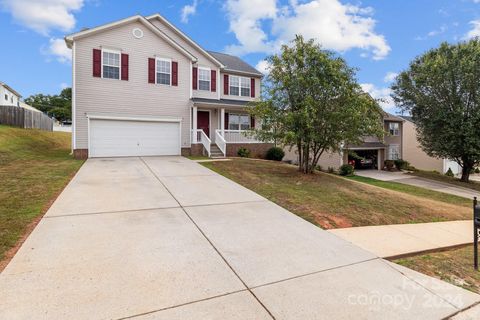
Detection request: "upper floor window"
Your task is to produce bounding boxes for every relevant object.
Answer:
[389,122,399,136]
[229,75,251,97]
[156,58,171,85]
[102,50,120,79]
[229,113,250,130]
[198,68,211,91]
[4,94,7,101]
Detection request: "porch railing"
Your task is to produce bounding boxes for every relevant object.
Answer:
[192,129,211,157]
[221,130,262,143]
[215,130,226,157]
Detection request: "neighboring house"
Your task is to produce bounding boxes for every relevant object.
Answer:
[0,82,20,107]
[19,101,41,113]
[65,14,268,159]
[283,112,405,171]
[401,116,462,175]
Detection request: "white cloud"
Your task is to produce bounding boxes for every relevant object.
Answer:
[60,82,69,89]
[465,20,480,39]
[48,38,71,63]
[0,0,84,36]
[181,0,198,23]
[360,83,395,111]
[223,0,390,60]
[255,60,271,74]
[383,72,398,83]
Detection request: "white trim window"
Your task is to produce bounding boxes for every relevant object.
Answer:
[389,122,400,136]
[156,58,171,85]
[198,67,211,91]
[229,75,251,97]
[102,50,120,79]
[228,113,250,130]
[388,144,400,160]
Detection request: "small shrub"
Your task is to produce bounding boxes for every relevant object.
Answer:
[445,168,454,177]
[432,170,440,174]
[394,159,409,170]
[384,160,395,171]
[237,147,250,158]
[266,147,285,161]
[327,167,335,173]
[475,168,480,174]
[339,164,354,176]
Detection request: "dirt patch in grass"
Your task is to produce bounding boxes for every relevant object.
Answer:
[201,159,470,229]
[394,245,480,293]
[0,126,83,270]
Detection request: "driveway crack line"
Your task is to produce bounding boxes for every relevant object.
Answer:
[139,157,276,320]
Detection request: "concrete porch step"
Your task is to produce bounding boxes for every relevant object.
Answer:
[210,144,225,158]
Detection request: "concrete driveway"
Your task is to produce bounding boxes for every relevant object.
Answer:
[1,157,479,319]
[356,169,479,199]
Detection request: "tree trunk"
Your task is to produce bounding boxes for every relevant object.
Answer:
[461,164,472,183]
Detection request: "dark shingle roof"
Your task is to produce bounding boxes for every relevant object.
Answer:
[191,98,252,107]
[383,112,404,122]
[346,142,387,149]
[207,51,263,77]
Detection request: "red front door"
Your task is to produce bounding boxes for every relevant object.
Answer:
[197,111,210,137]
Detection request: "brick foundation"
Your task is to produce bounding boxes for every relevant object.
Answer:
[226,143,274,159]
[73,149,88,159]
[189,144,205,156]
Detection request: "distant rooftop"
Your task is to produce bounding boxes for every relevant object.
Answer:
[207,51,263,77]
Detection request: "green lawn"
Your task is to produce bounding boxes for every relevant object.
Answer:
[0,125,83,268]
[201,159,470,229]
[395,245,480,293]
[347,175,470,207]
[410,170,480,192]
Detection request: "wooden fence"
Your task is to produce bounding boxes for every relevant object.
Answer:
[0,105,53,131]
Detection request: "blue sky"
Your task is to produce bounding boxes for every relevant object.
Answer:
[1,0,480,112]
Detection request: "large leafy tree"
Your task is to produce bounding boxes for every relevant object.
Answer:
[249,36,384,174]
[392,40,480,182]
[25,88,71,122]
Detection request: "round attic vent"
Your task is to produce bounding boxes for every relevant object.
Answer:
[132,28,144,39]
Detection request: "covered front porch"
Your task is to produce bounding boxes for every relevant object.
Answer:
[190,98,265,158]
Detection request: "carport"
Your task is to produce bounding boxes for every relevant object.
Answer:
[344,142,386,171]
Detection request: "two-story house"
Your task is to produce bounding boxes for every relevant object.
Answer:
[65,14,268,159]
[0,82,21,107]
[283,112,405,171]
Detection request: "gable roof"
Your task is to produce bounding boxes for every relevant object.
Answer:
[146,14,224,68]
[383,112,404,122]
[64,15,197,62]
[208,51,263,77]
[0,82,21,97]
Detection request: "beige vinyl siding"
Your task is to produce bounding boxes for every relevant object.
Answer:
[220,73,261,102]
[74,21,192,149]
[384,121,403,159]
[283,146,343,170]
[148,19,219,100]
[402,119,443,172]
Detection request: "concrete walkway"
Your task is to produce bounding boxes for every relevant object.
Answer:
[356,170,479,199]
[1,157,479,319]
[329,220,473,258]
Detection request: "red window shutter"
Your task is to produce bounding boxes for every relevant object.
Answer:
[148,58,155,84]
[211,70,216,92]
[93,49,101,77]
[224,112,229,129]
[121,53,129,81]
[172,61,178,86]
[192,67,198,90]
[250,116,255,128]
[250,78,255,97]
[224,74,229,95]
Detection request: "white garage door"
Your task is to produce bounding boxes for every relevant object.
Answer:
[89,119,180,157]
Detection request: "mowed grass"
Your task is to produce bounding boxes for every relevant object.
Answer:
[348,175,471,207]
[410,170,480,192]
[201,159,470,229]
[395,246,480,293]
[0,125,83,265]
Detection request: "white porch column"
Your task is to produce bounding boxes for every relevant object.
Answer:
[220,108,225,135]
[192,106,197,143]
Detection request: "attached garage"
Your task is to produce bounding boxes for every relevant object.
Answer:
[88,116,181,157]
